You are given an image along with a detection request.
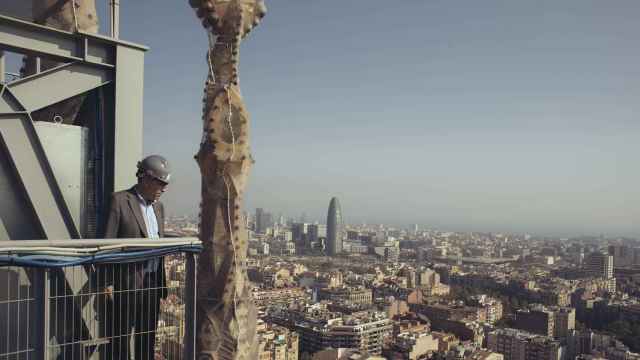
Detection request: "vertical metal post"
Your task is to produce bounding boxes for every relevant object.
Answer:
[34,268,51,359]
[0,51,5,83]
[109,0,120,39]
[184,253,197,360]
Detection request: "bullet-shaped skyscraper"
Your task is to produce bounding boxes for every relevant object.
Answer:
[326,197,344,255]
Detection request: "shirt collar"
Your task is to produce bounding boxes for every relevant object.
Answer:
[134,186,155,206]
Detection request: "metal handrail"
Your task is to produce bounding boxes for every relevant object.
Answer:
[0,237,199,359]
[0,237,201,249]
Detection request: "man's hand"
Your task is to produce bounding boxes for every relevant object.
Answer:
[103,285,114,300]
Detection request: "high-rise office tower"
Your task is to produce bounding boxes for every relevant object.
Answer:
[326,197,344,256]
[515,307,555,337]
[255,208,273,234]
[308,224,327,243]
[553,307,575,339]
[608,245,633,267]
[256,208,265,233]
[291,222,309,254]
[585,252,613,279]
[264,212,273,232]
[584,251,616,292]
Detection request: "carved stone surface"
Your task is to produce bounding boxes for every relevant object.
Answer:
[188,0,266,359]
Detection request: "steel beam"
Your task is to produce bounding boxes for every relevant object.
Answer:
[0,86,24,113]
[184,252,198,359]
[0,114,76,239]
[0,14,147,68]
[0,128,43,240]
[0,217,9,240]
[112,45,144,191]
[6,62,112,112]
[0,50,4,83]
[33,268,50,359]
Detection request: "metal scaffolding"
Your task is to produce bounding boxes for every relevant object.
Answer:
[0,13,147,240]
[0,9,198,360]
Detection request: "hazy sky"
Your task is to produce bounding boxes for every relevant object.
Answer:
[99,1,639,236]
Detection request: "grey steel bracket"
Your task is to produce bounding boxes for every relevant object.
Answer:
[0,113,77,239]
[0,14,147,67]
[3,62,112,114]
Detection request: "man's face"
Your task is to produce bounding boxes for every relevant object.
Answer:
[139,175,168,203]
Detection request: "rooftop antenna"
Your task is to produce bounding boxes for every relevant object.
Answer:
[109,0,119,39]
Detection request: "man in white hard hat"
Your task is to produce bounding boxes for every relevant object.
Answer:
[102,155,171,359]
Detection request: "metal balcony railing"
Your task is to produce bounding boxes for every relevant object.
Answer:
[0,238,200,360]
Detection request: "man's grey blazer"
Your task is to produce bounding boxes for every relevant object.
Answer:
[104,186,165,239]
[102,186,167,298]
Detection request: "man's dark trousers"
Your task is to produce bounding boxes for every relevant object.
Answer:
[108,263,162,360]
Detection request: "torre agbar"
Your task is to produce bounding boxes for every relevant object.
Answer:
[326,197,344,256]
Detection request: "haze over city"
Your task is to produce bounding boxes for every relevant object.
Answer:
[121,1,637,236]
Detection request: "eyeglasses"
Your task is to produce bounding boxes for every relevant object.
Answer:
[151,178,169,187]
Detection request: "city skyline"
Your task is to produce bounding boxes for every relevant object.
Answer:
[173,203,637,240]
[171,213,637,242]
[8,1,636,237]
